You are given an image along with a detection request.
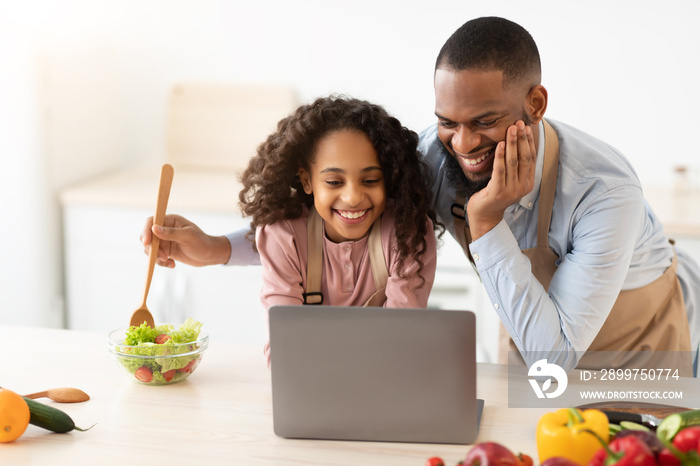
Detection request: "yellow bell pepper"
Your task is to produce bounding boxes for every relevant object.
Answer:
[537,407,609,466]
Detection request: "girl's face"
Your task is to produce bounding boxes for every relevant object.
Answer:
[299,129,386,243]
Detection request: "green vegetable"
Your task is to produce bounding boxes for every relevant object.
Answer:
[23,397,91,433]
[117,318,204,384]
[124,318,203,345]
[619,421,649,431]
[657,410,700,441]
[609,423,623,436]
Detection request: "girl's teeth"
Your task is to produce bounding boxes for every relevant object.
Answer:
[466,153,488,165]
[339,210,367,219]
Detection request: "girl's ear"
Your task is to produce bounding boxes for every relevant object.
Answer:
[299,169,313,194]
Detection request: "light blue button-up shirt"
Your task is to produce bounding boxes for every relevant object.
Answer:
[418,119,700,372]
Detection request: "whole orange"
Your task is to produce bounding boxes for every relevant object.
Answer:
[0,389,31,443]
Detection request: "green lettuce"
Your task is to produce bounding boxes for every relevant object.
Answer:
[124,318,202,345]
[168,318,203,343]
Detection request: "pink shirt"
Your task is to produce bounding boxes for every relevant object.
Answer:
[256,203,437,363]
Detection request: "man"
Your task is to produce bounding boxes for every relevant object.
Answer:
[142,17,700,374]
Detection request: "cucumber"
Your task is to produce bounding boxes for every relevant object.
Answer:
[609,423,623,436]
[657,409,700,441]
[620,421,650,431]
[22,397,91,433]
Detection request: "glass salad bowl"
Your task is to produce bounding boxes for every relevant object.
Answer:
[108,319,208,385]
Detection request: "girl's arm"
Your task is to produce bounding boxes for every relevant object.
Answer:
[255,223,306,309]
[256,222,307,367]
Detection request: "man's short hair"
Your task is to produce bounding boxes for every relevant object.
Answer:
[435,16,541,88]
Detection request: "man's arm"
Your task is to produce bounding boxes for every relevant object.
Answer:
[470,186,644,371]
[141,214,260,268]
[225,228,262,266]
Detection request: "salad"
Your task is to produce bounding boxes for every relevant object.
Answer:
[113,318,206,385]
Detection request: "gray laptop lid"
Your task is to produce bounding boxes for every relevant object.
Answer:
[269,305,483,444]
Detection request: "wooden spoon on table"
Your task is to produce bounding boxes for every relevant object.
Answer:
[24,387,90,403]
[129,163,174,328]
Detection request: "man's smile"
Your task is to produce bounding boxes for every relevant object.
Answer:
[454,146,496,174]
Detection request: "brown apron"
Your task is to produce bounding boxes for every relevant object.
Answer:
[452,120,692,373]
[303,206,388,307]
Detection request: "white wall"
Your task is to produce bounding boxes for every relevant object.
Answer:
[1,0,699,327]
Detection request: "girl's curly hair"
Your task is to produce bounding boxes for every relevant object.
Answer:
[239,95,441,285]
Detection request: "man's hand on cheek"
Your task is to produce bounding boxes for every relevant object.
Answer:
[466,121,536,241]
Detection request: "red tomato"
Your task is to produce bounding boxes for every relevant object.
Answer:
[425,457,445,466]
[155,334,172,344]
[672,426,700,453]
[162,369,176,382]
[135,366,153,383]
[178,359,197,373]
[658,448,681,466]
[517,453,533,466]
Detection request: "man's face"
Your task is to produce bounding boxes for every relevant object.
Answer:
[434,68,532,194]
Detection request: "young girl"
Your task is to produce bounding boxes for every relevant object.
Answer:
[238,95,441,364]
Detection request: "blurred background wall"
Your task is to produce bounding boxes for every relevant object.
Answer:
[1,0,699,328]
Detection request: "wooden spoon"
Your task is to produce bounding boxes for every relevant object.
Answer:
[24,387,90,403]
[130,163,174,328]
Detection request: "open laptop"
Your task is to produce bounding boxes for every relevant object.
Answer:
[269,305,483,444]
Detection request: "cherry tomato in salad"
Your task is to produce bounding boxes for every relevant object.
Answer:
[162,369,176,382]
[135,366,153,383]
[155,334,172,344]
[425,457,445,466]
[178,359,196,373]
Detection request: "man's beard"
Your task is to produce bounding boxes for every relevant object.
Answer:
[441,142,490,200]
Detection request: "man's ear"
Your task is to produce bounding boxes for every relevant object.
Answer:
[527,84,548,124]
[299,169,312,194]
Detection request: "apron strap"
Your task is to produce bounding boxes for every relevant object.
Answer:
[362,220,389,307]
[537,120,560,249]
[367,220,388,292]
[498,119,561,363]
[303,206,324,304]
[450,197,479,277]
[304,207,388,306]
[451,199,470,255]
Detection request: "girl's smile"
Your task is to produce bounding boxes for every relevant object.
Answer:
[334,208,371,224]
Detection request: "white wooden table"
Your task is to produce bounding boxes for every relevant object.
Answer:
[0,325,544,465]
